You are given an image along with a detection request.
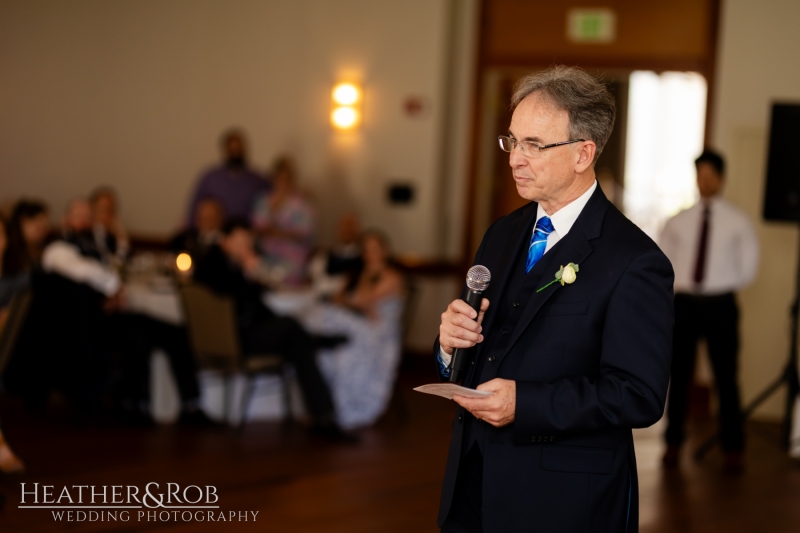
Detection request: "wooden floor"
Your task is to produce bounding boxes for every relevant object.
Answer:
[1,367,799,532]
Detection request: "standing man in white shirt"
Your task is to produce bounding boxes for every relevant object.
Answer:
[659,149,759,473]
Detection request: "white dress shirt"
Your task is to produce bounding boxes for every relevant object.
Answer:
[440,181,598,364]
[537,180,597,254]
[659,196,759,295]
[42,241,122,297]
[93,224,130,264]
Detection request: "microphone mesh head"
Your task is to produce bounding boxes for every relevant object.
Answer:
[465,265,491,292]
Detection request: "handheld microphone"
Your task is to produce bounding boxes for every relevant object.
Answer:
[449,265,491,383]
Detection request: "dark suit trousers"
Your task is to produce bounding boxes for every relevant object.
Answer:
[241,315,335,421]
[665,293,744,451]
[109,314,200,404]
[441,443,484,533]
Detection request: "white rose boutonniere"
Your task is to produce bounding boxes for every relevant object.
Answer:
[537,262,580,293]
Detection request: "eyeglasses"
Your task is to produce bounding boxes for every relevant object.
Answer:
[498,135,585,158]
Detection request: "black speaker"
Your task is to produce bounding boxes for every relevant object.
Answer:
[764,103,800,222]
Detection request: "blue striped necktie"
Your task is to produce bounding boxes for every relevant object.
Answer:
[526,216,554,273]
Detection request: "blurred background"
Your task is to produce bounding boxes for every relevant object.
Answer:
[1,0,799,531]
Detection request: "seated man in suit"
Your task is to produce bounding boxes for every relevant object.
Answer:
[37,198,210,424]
[170,197,225,261]
[434,66,673,532]
[89,186,130,267]
[192,219,353,441]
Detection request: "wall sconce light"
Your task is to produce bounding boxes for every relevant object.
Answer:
[331,82,361,130]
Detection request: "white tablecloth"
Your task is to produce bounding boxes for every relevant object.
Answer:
[149,350,305,424]
[127,282,310,424]
[124,279,184,325]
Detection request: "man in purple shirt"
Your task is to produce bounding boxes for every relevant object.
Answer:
[186,129,269,225]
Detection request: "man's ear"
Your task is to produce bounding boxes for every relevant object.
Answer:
[575,141,596,173]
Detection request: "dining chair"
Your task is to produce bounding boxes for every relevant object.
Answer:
[178,283,292,426]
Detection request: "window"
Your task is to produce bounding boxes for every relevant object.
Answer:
[623,71,708,239]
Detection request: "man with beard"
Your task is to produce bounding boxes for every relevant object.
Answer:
[185,129,269,224]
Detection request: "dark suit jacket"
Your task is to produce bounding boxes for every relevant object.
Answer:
[192,245,275,332]
[435,187,674,533]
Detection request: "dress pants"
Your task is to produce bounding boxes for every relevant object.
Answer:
[241,315,335,421]
[108,314,201,405]
[441,443,484,533]
[665,292,744,451]
[7,275,108,412]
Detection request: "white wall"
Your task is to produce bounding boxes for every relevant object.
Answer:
[0,0,476,259]
[711,0,800,419]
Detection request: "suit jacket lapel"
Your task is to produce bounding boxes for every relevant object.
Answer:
[478,203,536,344]
[499,187,609,361]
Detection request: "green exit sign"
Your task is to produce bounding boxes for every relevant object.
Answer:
[567,8,617,44]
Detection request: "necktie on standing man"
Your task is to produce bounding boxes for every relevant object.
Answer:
[526,216,554,273]
[693,205,711,285]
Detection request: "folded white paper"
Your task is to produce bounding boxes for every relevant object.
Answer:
[413,383,493,400]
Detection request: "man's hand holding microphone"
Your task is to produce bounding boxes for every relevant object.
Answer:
[439,266,516,428]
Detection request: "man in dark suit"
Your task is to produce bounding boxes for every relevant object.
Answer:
[434,66,674,532]
[192,219,354,441]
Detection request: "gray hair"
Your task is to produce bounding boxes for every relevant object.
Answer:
[511,66,615,162]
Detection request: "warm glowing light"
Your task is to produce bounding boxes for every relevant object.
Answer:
[332,83,360,105]
[176,252,192,272]
[331,106,359,129]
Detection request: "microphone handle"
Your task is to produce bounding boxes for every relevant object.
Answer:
[448,289,484,383]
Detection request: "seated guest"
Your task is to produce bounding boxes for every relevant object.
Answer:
[0,218,25,474]
[186,129,268,225]
[0,217,9,326]
[105,313,212,426]
[0,200,56,408]
[1,200,51,286]
[44,198,120,293]
[308,213,363,298]
[90,186,130,266]
[192,219,353,440]
[333,230,404,319]
[170,197,225,260]
[35,199,207,424]
[300,230,405,429]
[252,157,316,286]
[326,213,363,276]
[0,216,34,316]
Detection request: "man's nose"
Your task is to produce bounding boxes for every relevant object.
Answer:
[509,146,526,168]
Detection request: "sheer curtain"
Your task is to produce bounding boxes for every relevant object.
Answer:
[623,71,708,239]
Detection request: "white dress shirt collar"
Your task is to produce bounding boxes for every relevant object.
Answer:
[536,180,597,237]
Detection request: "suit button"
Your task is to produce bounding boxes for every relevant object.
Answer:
[531,437,536,443]
[488,355,496,362]
[501,328,509,335]
[471,360,475,365]
[458,415,463,422]
[512,302,520,308]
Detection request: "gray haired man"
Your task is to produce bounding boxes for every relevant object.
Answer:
[434,66,674,532]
